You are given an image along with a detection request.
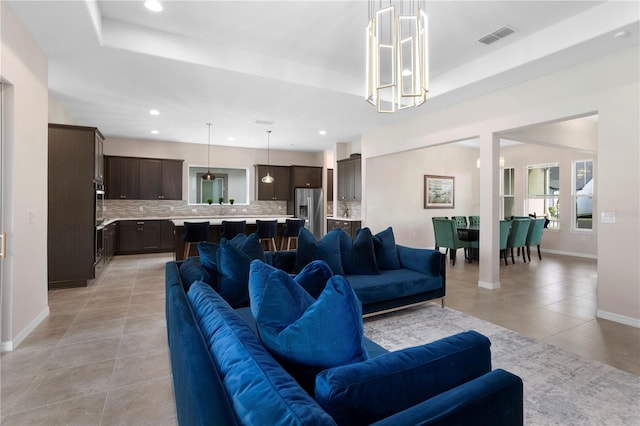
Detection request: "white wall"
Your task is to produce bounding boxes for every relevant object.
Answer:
[362,47,639,326]
[1,3,50,350]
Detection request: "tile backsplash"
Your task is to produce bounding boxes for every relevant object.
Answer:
[104,199,288,219]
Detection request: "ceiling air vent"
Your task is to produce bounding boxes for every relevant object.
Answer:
[478,25,516,45]
[255,119,275,126]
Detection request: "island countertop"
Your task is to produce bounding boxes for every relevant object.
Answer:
[170,216,294,227]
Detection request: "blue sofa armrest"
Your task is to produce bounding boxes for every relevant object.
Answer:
[315,330,492,425]
[370,369,523,426]
[165,261,240,426]
[396,245,445,277]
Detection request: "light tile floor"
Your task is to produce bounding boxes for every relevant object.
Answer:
[1,251,638,424]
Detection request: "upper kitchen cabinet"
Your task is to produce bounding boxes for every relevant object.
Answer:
[290,165,322,189]
[327,168,334,201]
[337,156,362,201]
[255,165,290,200]
[48,124,104,288]
[138,158,183,200]
[106,156,139,199]
[106,156,183,200]
[94,132,105,182]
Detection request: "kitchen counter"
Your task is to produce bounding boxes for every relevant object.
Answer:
[98,215,294,229]
[326,216,362,222]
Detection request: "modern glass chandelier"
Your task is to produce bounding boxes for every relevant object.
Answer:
[202,123,215,181]
[366,0,429,113]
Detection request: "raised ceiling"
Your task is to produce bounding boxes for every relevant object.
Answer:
[6,1,639,151]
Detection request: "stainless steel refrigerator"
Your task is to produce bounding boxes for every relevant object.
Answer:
[294,188,324,240]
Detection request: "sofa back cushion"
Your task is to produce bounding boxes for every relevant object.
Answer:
[215,234,265,307]
[372,227,401,270]
[187,281,337,426]
[178,257,212,291]
[314,330,492,425]
[294,228,344,275]
[197,242,220,279]
[339,228,379,275]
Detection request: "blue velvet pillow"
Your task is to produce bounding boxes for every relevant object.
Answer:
[373,227,401,270]
[340,228,379,275]
[249,259,334,318]
[197,242,220,278]
[179,257,212,291]
[216,234,266,307]
[294,228,344,275]
[315,330,492,425]
[255,273,368,371]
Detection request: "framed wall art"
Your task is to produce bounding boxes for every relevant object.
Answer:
[424,175,455,209]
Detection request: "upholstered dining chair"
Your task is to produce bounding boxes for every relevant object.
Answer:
[220,220,246,241]
[525,218,546,261]
[506,219,531,264]
[432,219,471,266]
[499,220,511,266]
[431,217,449,250]
[280,218,305,250]
[183,221,209,259]
[468,216,481,226]
[256,219,278,252]
[452,216,468,228]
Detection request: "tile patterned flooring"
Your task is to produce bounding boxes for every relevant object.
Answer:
[1,251,638,424]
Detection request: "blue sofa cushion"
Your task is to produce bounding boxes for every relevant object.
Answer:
[216,234,266,307]
[347,269,443,305]
[340,228,379,275]
[255,272,368,370]
[315,330,492,426]
[197,241,220,279]
[372,227,401,270]
[187,282,337,425]
[179,257,212,291]
[294,228,344,275]
[249,259,334,318]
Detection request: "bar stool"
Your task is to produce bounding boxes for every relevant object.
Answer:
[183,221,209,259]
[256,219,278,252]
[280,218,305,251]
[220,220,246,240]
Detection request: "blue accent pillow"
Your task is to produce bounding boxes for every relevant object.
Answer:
[315,330,492,425]
[255,272,368,371]
[340,228,379,275]
[179,257,212,291]
[216,233,266,307]
[197,242,220,278]
[294,228,344,275]
[373,227,401,270]
[249,259,334,318]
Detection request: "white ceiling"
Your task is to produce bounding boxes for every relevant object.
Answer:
[6,1,639,151]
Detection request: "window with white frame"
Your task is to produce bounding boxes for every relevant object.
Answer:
[500,167,515,219]
[526,163,560,229]
[573,159,594,231]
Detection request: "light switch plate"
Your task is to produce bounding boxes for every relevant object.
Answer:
[601,212,616,224]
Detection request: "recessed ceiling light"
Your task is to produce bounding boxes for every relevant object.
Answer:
[144,1,163,12]
[151,130,159,134]
[149,109,160,115]
[227,137,235,142]
[318,130,327,136]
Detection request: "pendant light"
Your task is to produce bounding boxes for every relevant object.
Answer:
[202,123,215,181]
[261,130,275,183]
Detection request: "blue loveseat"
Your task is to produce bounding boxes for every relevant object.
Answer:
[166,256,524,425]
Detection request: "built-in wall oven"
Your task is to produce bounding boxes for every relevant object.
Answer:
[95,182,105,268]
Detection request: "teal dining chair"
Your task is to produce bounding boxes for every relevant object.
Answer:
[452,216,468,228]
[469,216,480,226]
[506,219,531,264]
[499,220,511,266]
[525,218,546,261]
[432,219,471,266]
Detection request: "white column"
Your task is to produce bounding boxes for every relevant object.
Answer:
[478,133,501,289]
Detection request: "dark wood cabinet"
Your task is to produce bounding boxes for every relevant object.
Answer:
[106,156,139,199]
[337,157,361,201]
[327,218,361,239]
[255,165,290,200]
[106,156,182,200]
[290,165,322,189]
[104,222,117,264]
[327,168,334,201]
[95,133,104,182]
[48,124,104,289]
[116,220,174,254]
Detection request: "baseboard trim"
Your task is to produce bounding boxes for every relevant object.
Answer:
[478,280,500,290]
[541,248,597,259]
[0,306,50,352]
[596,309,640,328]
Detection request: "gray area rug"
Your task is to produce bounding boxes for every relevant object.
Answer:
[363,304,640,425]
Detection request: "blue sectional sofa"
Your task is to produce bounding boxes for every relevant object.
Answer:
[166,259,524,425]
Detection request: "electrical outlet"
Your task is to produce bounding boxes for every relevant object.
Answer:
[139,206,144,212]
[192,209,197,213]
[170,206,174,211]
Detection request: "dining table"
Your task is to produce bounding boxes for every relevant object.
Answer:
[457,225,480,261]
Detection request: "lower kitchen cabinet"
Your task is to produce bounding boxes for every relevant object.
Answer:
[327,218,361,239]
[116,220,174,254]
